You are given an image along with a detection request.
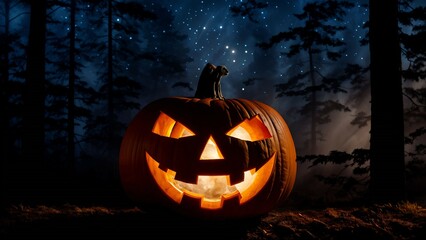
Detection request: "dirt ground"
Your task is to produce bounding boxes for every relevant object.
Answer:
[1,202,425,240]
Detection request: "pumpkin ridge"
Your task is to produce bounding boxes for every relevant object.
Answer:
[252,100,297,203]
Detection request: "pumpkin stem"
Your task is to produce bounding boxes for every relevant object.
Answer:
[194,63,228,99]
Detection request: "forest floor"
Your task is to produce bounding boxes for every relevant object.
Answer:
[1,201,425,240]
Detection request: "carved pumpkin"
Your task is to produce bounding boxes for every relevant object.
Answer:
[120,64,296,219]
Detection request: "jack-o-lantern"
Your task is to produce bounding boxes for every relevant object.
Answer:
[120,63,296,219]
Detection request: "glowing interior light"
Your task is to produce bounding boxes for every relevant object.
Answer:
[146,152,276,209]
[152,112,195,138]
[200,136,224,160]
[228,126,251,141]
[175,175,236,200]
[226,115,272,141]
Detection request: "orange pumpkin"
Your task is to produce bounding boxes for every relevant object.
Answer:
[119,64,296,219]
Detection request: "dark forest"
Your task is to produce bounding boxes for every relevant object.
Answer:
[1,0,425,239]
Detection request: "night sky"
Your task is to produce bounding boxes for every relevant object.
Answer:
[150,0,369,96]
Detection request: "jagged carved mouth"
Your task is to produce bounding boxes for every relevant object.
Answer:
[146,152,275,209]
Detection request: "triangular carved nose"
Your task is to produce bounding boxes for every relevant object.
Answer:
[200,136,224,160]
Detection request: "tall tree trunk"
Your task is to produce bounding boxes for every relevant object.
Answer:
[23,0,46,164]
[22,0,47,197]
[107,0,114,143]
[1,0,11,156]
[67,0,76,175]
[107,0,113,120]
[369,0,405,202]
[1,0,11,211]
[308,47,317,154]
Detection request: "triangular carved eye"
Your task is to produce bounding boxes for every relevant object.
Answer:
[226,115,272,142]
[152,112,195,139]
[200,136,224,160]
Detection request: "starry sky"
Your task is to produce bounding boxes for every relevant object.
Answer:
[142,0,369,100]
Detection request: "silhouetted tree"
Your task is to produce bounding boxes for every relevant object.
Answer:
[399,0,426,200]
[400,1,426,83]
[82,0,155,176]
[1,3,30,151]
[0,0,11,167]
[23,0,47,164]
[257,0,354,153]
[138,4,193,99]
[369,0,406,202]
[399,0,426,125]
[0,0,30,206]
[303,0,423,202]
[15,0,47,198]
[295,0,425,202]
[41,0,99,176]
[338,1,424,201]
[41,0,72,170]
[68,0,77,174]
[0,0,13,211]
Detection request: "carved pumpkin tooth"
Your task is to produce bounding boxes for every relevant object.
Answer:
[174,172,198,184]
[158,163,168,172]
[229,172,245,185]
